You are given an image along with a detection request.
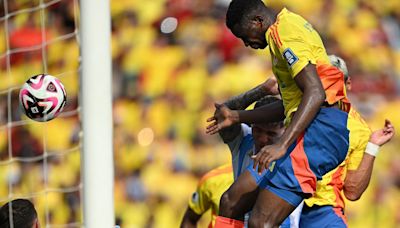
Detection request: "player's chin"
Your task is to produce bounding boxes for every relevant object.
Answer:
[261,43,268,49]
[251,43,268,49]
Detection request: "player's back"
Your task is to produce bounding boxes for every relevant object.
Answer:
[266,8,349,123]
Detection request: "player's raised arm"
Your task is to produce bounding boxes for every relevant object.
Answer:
[207,77,279,142]
[344,120,395,201]
[253,64,326,173]
[224,77,279,110]
[236,98,285,124]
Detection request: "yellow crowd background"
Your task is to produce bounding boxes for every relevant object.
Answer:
[0,0,399,227]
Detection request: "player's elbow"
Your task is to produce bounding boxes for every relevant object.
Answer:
[344,179,369,201]
[306,88,325,110]
[344,183,367,201]
[344,190,362,201]
[305,84,325,106]
[314,87,326,104]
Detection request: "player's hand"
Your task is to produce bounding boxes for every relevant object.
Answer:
[251,142,287,174]
[369,119,395,146]
[206,103,239,135]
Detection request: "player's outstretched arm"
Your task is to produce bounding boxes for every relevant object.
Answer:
[253,64,326,173]
[237,99,285,124]
[180,207,202,228]
[207,77,279,142]
[344,120,395,201]
[206,100,285,136]
[224,77,279,110]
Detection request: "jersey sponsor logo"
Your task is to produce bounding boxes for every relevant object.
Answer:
[283,48,298,67]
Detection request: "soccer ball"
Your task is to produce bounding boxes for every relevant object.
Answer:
[19,74,67,122]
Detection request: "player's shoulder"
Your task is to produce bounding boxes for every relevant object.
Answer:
[274,8,314,38]
[276,8,302,21]
[347,107,372,135]
[275,8,307,28]
[348,107,370,128]
[198,164,233,187]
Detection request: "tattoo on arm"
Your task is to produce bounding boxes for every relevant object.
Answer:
[224,84,270,110]
[219,79,275,143]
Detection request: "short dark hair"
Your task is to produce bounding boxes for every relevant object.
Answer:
[226,0,266,30]
[0,199,38,228]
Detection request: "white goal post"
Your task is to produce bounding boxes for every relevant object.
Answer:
[80,0,114,227]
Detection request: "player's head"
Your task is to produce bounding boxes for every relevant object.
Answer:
[0,199,39,228]
[252,96,284,151]
[329,55,351,90]
[226,0,271,49]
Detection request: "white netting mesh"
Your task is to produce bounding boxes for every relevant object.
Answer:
[0,0,82,227]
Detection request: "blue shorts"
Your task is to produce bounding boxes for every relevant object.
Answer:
[247,108,349,206]
[247,165,306,206]
[300,205,347,228]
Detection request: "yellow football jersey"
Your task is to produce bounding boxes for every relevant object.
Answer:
[304,107,372,208]
[266,8,349,124]
[188,164,234,227]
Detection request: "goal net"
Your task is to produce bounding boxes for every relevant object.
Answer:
[0,0,113,227]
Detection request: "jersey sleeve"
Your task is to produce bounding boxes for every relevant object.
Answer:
[346,112,372,171]
[188,182,211,215]
[275,24,315,77]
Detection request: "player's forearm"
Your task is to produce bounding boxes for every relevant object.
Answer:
[279,86,325,148]
[237,99,285,124]
[279,65,325,148]
[343,154,375,201]
[224,78,276,110]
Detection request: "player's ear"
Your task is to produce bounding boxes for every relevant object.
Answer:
[33,218,40,228]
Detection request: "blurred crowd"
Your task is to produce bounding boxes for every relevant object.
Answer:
[0,0,399,227]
